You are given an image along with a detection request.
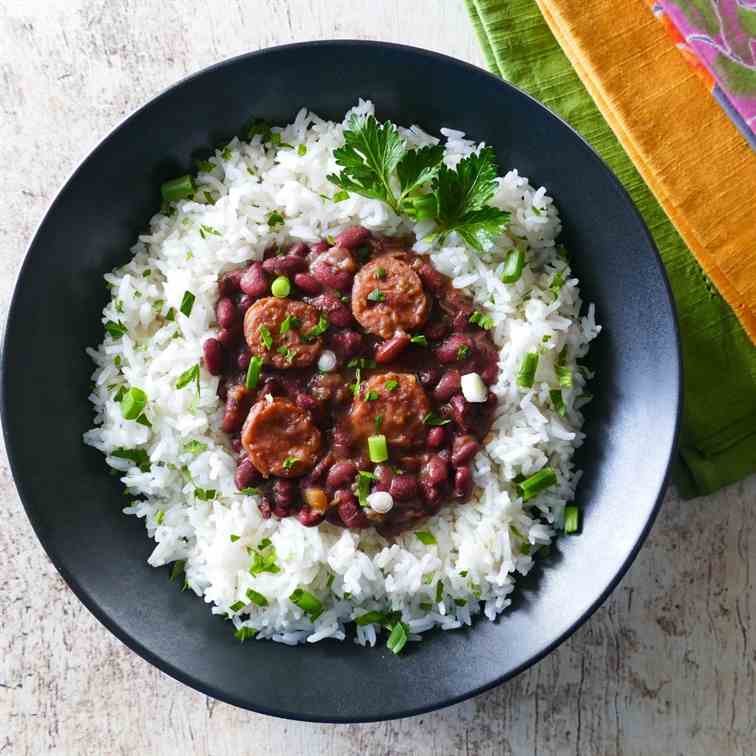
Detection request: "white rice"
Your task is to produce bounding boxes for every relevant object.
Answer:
[83,100,600,647]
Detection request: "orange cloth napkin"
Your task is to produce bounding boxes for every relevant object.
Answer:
[537,0,756,343]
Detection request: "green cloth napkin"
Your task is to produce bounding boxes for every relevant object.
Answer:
[466,0,756,497]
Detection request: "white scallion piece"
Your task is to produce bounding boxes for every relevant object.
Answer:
[318,350,337,372]
[461,372,487,403]
[366,491,393,514]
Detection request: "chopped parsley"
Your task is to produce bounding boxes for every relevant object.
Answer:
[423,412,450,426]
[105,320,127,339]
[279,314,301,334]
[356,470,376,507]
[302,314,329,342]
[469,310,494,330]
[121,387,147,420]
[550,269,565,300]
[176,363,200,396]
[277,345,296,364]
[259,325,273,350]
[282,456,299,470]
[457,344,470,360]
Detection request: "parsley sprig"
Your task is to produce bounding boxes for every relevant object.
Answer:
[327,114,510,252]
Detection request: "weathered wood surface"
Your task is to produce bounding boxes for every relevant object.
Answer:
[1,1,754,753]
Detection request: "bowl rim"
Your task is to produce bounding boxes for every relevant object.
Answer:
[1,39,682,722]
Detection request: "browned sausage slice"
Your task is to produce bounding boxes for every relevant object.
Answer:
[243,297,323,369]
[347,372,430,450]
[351,256,429,339]
[241,397,322,478]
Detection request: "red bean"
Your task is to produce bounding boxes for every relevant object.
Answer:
[375,333,411,364]
[258,497,273,519]
[293,272,323,295]
[424,318,450,341]
[451,435,480,467]
[373,464,394,492]
[297,506,325,527]
[311,240,329,254]
[329,329,363,360]
[446,394,473,432]
[452,310,472,333]
[216,297,237,329]
[237,294,254,315]
[239,262,268,297]
[335,226,370,249]
[231,436,242,453]
[273,478,298,516]
[433,369,461,401]
[237,349,251,370]
[288,241,310,257]
[203,338,224,376]
[235,457,261,490]
[418,365,443,387]
[426,426,447,449]
[435,334,475,364]
[453,466,473,498]
[311,260,353,291]
[218,269,243,297]
[263,244,279,260]
[424,454,449,485]
[390,474,418,501]
[326,461,357,490]
[222,384,253,433]
[262,255,307,276]
[217,326,241,349]
[417,262,445,295]
[312,294,353,328]
[336,490,369,529]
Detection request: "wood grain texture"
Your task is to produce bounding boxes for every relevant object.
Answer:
[1,1,754,753]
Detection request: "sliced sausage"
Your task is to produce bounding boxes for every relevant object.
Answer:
[241,397,322,478]
[243,296,323,369]
[351,256,429,339]
[347,372,430,450]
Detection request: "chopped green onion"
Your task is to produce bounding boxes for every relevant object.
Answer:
[247,118,271,141]
[297,144,307,156]
[454,598,467,607]
[386,622,409,655]
[229,600,245,613]
[267,211,284,227]
[155,510,165,525]
[549,269,565,300]
[375,267,387,280]
[121,387,147,420]
[282,456,299,471]
[367,289,385,303]
[196,159,214,173]
[564,505,579,534]
[289,588,323,620]
[419,601,433,611]
[457,345,470,360]
[555,346,573,388]
[279,314,300,334]
[347,357,376,369]
[356,470,376,507]
[249,545,280,576]
[112,386,126,402]
[277,345,295,364]
[160,174,194,202]
[365,390,379,401]
[384,379,398,392]
[234,626,257,642]
[176,363,200,395]
[302,313,329,341]
[245,355,263,389]
[136,414,151,428]
[410,334,428,347]
[246,588,269,607]
[550,389,566,417]
[111,447,150,471]
[351,367,362,398]
[415,531,437,546]
[230,534,240,542]
[179,290,195,317]
[259,325,273,350]
[239,487,261,496]
[105,320,127,339]
[165,307,176,321]
[258,538,272,550]
[194,488,217,501]
[469,311,494,330]
[355,610,385,626]
[435,580,444,603]
[501,246,526,284]
[516,351,539,388]
[169,560,185,582]
[199,224,221,239]
[332,190,349,202]
[368,434,388,463]
[459,570,468,577]
[271,275,291,298]
[518,467,557,501]
[423,412,450,426]
[557,244,569,260]
[374,414,384,433]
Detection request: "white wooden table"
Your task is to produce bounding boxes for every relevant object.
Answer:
[1,1,754,753]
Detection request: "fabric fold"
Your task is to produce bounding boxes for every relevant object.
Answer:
[466,0,756,497]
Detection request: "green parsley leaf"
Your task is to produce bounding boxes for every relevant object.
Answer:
[327,114,406,212]
[397,143,445,202]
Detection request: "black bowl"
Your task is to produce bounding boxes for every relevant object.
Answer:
[1,41,680,722]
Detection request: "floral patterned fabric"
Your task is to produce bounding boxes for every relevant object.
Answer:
[652,0,756,149]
